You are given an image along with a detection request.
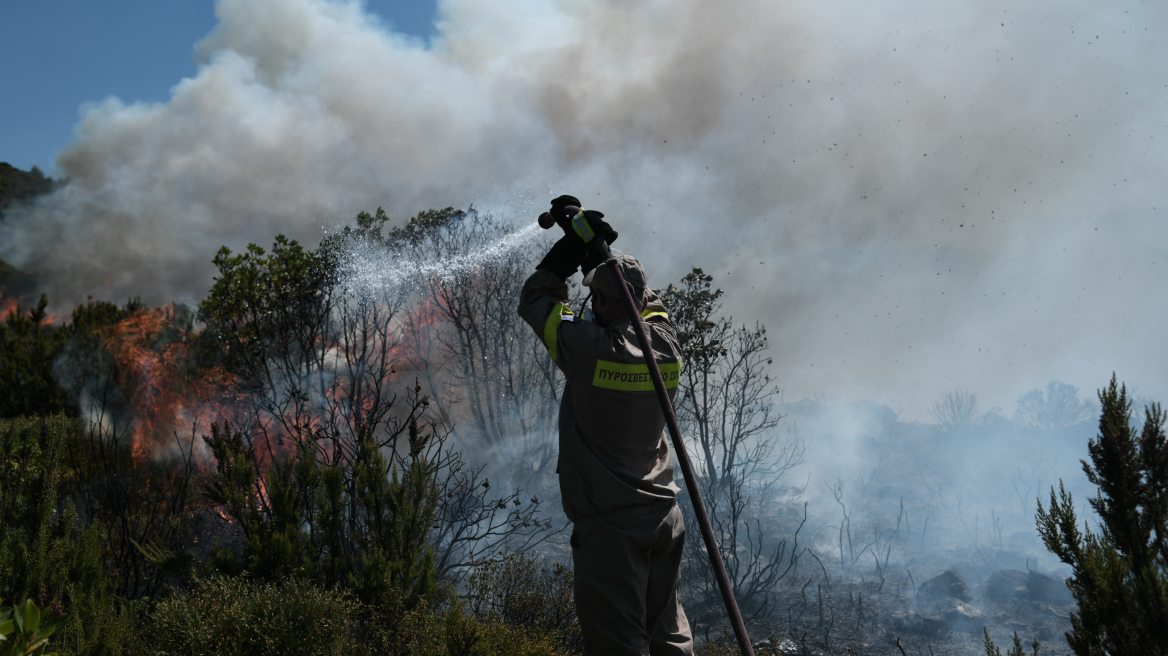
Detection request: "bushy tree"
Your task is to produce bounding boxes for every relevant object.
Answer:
[200,216,548,582]
[1037,374,1168,655]
[930,389,979,432]
[662,268,804,627]
[0,295,144,419]
[0,296,72,418]
[1016,380,1095,430]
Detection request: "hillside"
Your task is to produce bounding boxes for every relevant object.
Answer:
[1,162,58,288]
[0,161,56,217]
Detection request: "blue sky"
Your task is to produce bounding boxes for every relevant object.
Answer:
[0,1,437,174]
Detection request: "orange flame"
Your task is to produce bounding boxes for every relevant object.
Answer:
[102,305,243,463]
[0,287,60,325]
[0,295,16,321]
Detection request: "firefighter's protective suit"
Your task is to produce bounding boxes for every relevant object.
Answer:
[518,259,694,656]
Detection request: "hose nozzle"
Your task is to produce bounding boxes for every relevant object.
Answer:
[538,205,582,229]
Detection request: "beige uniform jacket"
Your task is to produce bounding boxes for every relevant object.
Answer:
[518,268,683,521]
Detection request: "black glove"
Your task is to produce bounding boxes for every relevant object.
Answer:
[536,235,587,280]
[548,196,618,243]
[572,210,615,243]
[549,195,581,224]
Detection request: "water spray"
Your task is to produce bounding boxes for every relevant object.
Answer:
[539,208,757,656]
[336,220,544,297]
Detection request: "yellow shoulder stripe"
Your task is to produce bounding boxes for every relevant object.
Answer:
[593,359,682,392]
[543,303,573,361]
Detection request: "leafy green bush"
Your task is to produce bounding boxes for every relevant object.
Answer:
[1037,374,1168,655]
[1,598,63,656]
[0,295,145,420]
[0,417,138,656]
[142,577,361,656]
[142,576,569,656]
[0,298,73,418]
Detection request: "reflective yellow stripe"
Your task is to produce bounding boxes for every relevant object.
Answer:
[543,303,573,360]
[640,310,668,321]
[592,359,682,391]
[571,211,595,243]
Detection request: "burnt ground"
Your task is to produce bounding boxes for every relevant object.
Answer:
[714,399,1089,655]
[740,563,1074,656]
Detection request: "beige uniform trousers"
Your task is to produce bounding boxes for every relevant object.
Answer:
[571,501,694,656]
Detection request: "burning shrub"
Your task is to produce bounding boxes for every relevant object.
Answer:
[203,412,441,613]
[199,217,552,581]
[0,294,155,421]
[54,300,239,464]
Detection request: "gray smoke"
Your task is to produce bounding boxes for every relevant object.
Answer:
[1,0,1165,413]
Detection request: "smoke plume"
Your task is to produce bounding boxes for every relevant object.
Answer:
[2,0,1165,412]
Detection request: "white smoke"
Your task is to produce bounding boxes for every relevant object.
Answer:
[1,0,1165,413]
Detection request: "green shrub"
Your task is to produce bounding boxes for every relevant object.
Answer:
[0,597,63,656]
[983,628,1040,656]
[1037,375,1168,655]
[0,417,137,656]
[142,577,569,656]
[0,297,73,419]
[465,550,581,654]
[143,577,362,656]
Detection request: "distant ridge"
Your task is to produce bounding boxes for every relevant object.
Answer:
[0,161,56,217]
[1,162,57,289]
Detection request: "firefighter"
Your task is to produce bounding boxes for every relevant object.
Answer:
[518,195,694,656]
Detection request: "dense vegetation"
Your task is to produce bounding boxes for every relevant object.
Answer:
[1,417,583,655]
[1,204,1165,655]
[0,162,55,218]
[0,209,584,655]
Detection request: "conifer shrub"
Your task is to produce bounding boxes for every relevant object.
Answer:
[203,415,441,613]
[983,628,1040,656]
[1037,374,1168,655]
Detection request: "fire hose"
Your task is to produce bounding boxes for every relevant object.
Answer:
[538,208,756,656]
